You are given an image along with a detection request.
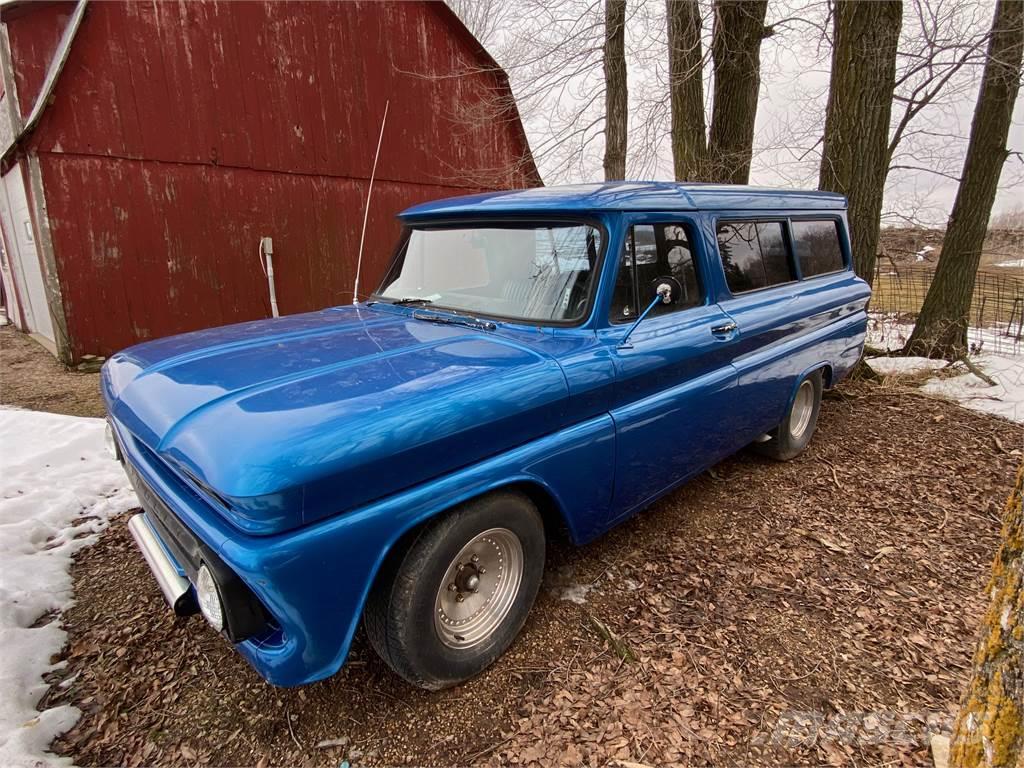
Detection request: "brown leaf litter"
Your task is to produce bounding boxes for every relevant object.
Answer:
[41,380,1022,766]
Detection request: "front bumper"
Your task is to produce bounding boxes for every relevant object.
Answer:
[121,450,273,644]
[127,514,192,613]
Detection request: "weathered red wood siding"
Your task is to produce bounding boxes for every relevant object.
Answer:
[4,1,538,358]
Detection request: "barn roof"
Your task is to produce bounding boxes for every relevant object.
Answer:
[1,1,542,185]
[400,181,847,218]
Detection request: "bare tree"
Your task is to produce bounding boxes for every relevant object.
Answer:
[667,0,709,181]
[604,0,629,179]
[667,0,772,184]
[445,0,516,48]
[887,0,992,171]
[818,0,903,284]
[905,0,1023,358]
[707,1,771,184]
[949,463,1024,767]
[876,0,999,227]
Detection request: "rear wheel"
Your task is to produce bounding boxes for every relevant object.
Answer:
[364,491,545,690]
[754,370,823,461]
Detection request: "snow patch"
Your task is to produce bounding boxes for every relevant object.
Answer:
[994,258,1024,268]
[866,316,1024,424]
[868,315,1020,356]
[867,357,947,375]
[560,583,595,605]
[0,408,137,767]
[919,354,1024,425]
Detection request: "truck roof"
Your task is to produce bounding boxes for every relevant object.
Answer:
[400,181,847,219]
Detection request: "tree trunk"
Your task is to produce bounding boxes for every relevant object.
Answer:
[904,0,1024,360]
[667,0,708,181]
[950,464,1024,768]
[603,0,628,181]
[818,0,902,286]
[706,0,769,184]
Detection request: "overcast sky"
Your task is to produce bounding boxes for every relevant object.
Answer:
[468,0,1023,226]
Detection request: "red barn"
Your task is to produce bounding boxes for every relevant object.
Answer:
[0,0,539,363]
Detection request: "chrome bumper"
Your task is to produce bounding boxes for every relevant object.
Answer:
[127,513,191,608]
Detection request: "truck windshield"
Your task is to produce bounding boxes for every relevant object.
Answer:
[375,223,602,323]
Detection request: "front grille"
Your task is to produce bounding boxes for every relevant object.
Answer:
[125,460,202,576]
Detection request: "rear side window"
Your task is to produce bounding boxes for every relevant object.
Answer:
[716,221,793,294]
[791,219,845,277]
[610,223,702,322]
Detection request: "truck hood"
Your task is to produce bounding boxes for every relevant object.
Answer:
[103,306,568,534]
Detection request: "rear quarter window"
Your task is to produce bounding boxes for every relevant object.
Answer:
[791,219,845,277]
[716,221,793,294]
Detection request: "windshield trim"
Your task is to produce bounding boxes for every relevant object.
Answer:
[370,215,609,329]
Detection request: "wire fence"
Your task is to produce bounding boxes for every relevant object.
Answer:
[870,263,1024,357]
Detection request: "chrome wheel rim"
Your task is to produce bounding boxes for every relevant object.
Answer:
[434,528,524,649]
[789,380,815,439]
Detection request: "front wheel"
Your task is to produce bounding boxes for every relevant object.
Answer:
[364,491,545,690]
[753,370,823,461]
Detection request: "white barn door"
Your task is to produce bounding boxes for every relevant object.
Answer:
[0,164,55,344]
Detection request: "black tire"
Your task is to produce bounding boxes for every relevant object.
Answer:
[753,370,823,461]
[364,491,545,690]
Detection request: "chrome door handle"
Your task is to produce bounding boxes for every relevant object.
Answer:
[711,321,737,335]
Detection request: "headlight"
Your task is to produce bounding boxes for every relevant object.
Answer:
[195,564,224,632]
[104,422,117,460]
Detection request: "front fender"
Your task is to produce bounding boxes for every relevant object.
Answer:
[223,413,616,686]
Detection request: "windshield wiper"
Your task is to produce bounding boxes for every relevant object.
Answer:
[392,297,433,306]
[412,309,496,331]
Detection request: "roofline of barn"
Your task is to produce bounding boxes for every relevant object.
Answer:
[427,3,542,187]
[0,0,544,186]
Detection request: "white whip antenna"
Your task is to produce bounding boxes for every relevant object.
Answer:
[352,100,390,305]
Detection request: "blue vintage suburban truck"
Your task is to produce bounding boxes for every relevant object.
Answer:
[102,182,871,689]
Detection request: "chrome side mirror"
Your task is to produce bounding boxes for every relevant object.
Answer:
[618,283,674,349]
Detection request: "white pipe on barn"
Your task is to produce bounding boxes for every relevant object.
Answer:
[260,237,279,318]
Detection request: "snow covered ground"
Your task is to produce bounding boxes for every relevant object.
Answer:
[867,316,1024,424]
[0,409,137,767]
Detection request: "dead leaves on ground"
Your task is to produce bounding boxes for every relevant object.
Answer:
[49,383,1021,767]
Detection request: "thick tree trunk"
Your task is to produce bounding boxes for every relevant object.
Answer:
[950,464,1024,768]
[904,0,1024,360]
[707,0,769,184]
[818,0,902,286]
[667,0,708,181]
[603,0,628,181]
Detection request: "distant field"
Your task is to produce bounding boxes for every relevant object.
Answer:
[878,227,1023,272]
[873,228,1024,333]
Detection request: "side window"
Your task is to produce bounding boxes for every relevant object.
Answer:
[610,223,702,322]
[791,219,845,277]
[716,221,794,294]
[609,243,637,321]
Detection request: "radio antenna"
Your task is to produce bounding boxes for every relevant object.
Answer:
[352,99,390,306]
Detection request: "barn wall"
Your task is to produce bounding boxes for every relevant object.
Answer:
[4,1,538,359]
[40,154,466,355]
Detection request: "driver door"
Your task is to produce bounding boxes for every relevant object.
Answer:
[603,219,738,523]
